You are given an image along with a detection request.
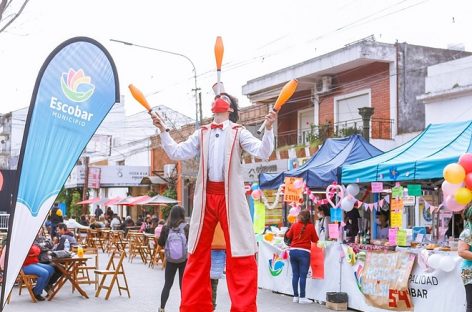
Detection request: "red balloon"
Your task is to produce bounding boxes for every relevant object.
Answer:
[459,154,472,174]
[466,173,472,190]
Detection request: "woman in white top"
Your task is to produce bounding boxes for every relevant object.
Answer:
[315,204,330,241]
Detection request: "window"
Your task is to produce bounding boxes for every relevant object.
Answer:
[298,108,314,144]
[334,90,371,136]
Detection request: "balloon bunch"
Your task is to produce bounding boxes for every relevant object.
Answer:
[287,204,301,224]
[442,154,472,211]
[340,184,360,212]
[250,183,263,200]
[427,253,458,272]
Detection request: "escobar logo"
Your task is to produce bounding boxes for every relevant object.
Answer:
[61,68,95,102]
[50,69,95,127]
[268,253,285,277]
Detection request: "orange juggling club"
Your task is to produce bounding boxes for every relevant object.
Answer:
[128,84,169,132]
[214,36,224,95]
[257,79,299,134]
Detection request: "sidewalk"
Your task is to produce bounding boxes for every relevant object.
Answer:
[6,252,334,312]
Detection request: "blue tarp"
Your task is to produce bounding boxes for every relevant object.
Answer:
[342,120,472,183]
[259,135,382,189]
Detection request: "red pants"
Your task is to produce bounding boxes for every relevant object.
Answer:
[180,181,257,312]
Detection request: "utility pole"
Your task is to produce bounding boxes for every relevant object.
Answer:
[82,156,89,215]
[198,92,203,125]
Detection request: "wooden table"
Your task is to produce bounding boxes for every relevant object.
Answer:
[49,256,91,300]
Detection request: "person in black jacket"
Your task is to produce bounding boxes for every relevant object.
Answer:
[50,203,64,238]
[157,206,189,312]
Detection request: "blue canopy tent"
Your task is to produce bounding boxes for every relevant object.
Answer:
[259,135,382,189]
[342,120,472,184]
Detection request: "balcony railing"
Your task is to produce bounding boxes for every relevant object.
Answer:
[276,118,393,148]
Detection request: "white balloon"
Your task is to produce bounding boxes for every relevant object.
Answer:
[439,256,456,272]
[428,254,442,270]
[341,197,355,212]
[442,181,463,197]
[346,184,360,196]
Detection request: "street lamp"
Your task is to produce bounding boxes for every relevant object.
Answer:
[110,39,202,128]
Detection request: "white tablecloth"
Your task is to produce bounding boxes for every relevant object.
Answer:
[258,241,466,311]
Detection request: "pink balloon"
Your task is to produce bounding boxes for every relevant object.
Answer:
[0,171,3,192]
[251,190,261,200]
[293,179,304,189]
[442,181,463,196]
[445,195,465,212]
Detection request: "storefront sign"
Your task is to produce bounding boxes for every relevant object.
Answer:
[360,251,415,310]
[88,167,101,189]
[283,177,303,203]
[65,166,150,188]
[242,159,288,182]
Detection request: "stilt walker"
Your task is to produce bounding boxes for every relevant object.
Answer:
[151,36,277,312]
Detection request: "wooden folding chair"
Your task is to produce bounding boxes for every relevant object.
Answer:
[76,247,99,288]
[94,251,130,300]
[17,270,38,303]
[149,245,166,270]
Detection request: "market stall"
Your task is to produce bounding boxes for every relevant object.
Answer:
[258,239,465,311]
[256,121,472,311]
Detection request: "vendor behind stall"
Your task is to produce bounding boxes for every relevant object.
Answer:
[315,204,330,241]
[344,209,360,243]
[376,211,389,240]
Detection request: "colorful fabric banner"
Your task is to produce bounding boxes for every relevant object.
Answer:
[1,37,119,307]
[310,243,324,279]
[253,200,266,234]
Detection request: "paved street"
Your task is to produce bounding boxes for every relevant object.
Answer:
[6,252,335,312]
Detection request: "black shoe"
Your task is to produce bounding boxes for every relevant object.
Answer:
[34,293,45,301]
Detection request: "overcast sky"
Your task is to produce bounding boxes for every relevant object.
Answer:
[1,0,471,119]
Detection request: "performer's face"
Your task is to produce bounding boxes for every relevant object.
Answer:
[213,112,230,123]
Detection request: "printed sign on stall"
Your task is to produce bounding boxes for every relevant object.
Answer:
[407,184,422,197]
[283,177,303,203]
[371,182,384,193]
[391,211,403,228]
[388,228,398,246]
[391,198,404,211]
[392,186,403,199]
[360,251,415,311]
[328,223,340,240]
[330,208,343,223]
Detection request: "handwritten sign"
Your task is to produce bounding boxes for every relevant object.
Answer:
[283,177,303,203]
[397,229,408,246]
[388,228,398,246]
[330,207,343,223]
[407,184,422,196]
[328,223,339,240]
[360,251,415,311]
[415,233,424,243]
[371,182,383,193]
[392,186,403,199]
[391,211,403,228]
[391,198,404,212]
